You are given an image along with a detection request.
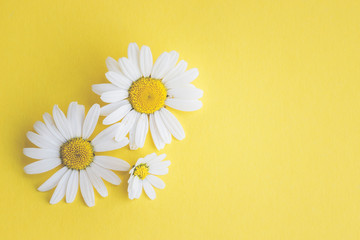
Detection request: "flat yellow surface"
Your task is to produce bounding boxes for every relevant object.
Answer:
[1,0,360,239]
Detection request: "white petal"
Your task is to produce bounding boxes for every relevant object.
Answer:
[101,90,129,103]
[183,83,197,88]
[105,71,132,90]
[67,102,83,137]
[143,179,156,200]
[118,57,141,81]
[167,87,203,100]
[66,102,78,136]
[50,169,71,204]
[26,131,58,149]
[92,83,120,96]
[92,163,121,185]
[142,153,158,164]
[167,51,180,70]
[135,157,146,165]
[24,158,61,174]
[151,52,170,79]
[131,177,143,199]
[100,100,129,116]
[91,123,121,146]
[149,153,170,164]
[149,113,165,150]
[129,113,141,150]
[86,166,108,197]
[33,121,47,135]
[33,121,62,147]
[42,113,67,143]
[94,156,130,171]
[149,160,171,171]
[165,99,202,112]
[66,170,79,203]
[128,172,134,182]
[165,68,199,88]
[103,104,132,125]
[128,43,140,70]
[38,167,67,192]
[114,110,139,141]
[128,177,140,200]
[149,168,168,175]
[159,108,185,140]
[162,60,188,83]
[129,131,138,150]
[131,176,139,192]
[146,175,166,189]
[53,105,73,139]
[93,137,129,152]
[127,176,135,199]
[135,180,143,199]
[154,111,171,144]
[135,113,149,148]
[23,148,59,160]
[77,105,85,136]
[154,51,179,79]
[79,170,95,207]
[82,104,100,139]
[136,153,157,165]
[105,56,121,73]
[139,46,153,77]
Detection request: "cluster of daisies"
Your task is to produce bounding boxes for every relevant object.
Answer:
[23,43,203,207]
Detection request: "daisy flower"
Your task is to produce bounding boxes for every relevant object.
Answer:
[23,102,130,207]
[92,43,203,150]
[128,153,170,200]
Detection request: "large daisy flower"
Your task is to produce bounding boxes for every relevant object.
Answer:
[23,102,130,207]
[128,153,170,200]
[92,43,203,150]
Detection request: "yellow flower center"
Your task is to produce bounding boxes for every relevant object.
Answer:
[60,138,94,170]
[128,77,167,114]
[133,164,149,180]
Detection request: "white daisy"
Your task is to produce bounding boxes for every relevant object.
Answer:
[23,102,130,207]
[92,43,203,150]
[128,153,170,200]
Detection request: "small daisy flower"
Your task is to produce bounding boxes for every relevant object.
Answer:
[23,102,130,207]
[92,43,203,150]
[128,153,170,200]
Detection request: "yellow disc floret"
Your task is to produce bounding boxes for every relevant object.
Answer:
[60,138,94,170]
[133,163,149,180]
[128,77,167,114]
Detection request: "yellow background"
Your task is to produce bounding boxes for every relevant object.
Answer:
[1,0,360,239]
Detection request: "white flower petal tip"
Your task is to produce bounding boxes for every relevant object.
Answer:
[167,87,203,100]
[106,56,121,73]
[105,71,132,90]
[128,43,140,68]
[165,99,203,112]
[93,137,129,152]
[128,152,170,200]
[94,156,131,171]
[118,57,141,81]
[94,43,203,149]
[92,83,120,96]
[24,102,132,207]
[24,158,61,175]
[23,148,59,160]
[140,45,153,77]
[82,104,100,139]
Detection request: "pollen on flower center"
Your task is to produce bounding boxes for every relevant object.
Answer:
[60,138,94,170]
[128,77,167,114]
[133,163,149,180]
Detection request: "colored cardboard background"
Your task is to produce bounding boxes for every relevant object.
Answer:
[0,0,360,239]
